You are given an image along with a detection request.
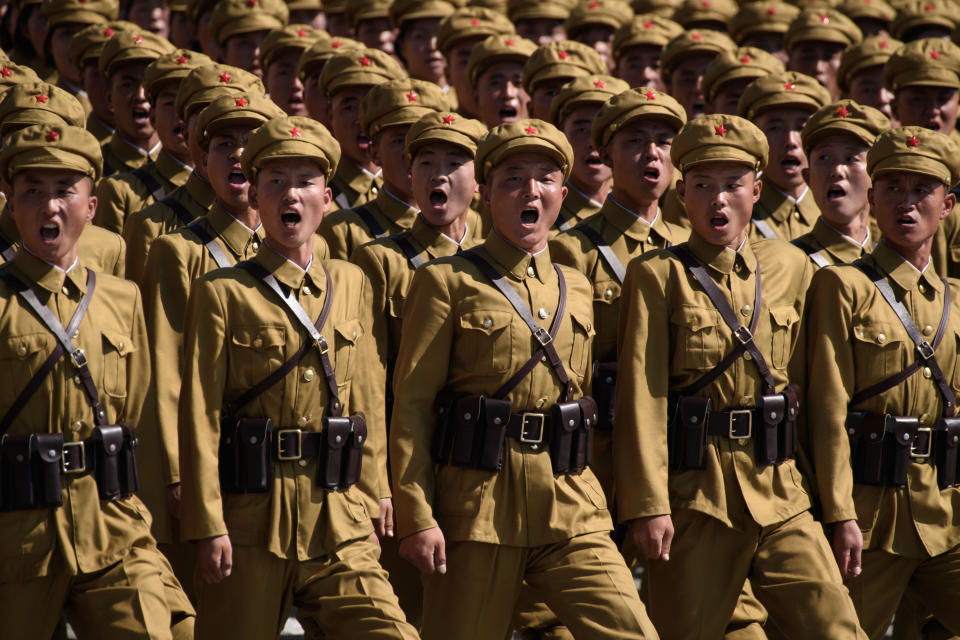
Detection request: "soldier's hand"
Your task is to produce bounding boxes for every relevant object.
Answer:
[198,535,233,584]
[629,515,674,561]
[374,497,395,538]
[831,519,863,580]
[399,526,447,575]
[167,483,182,519]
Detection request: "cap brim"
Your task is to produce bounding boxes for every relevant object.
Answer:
[871,156,953,187]
[245,142,335,181]
[679,146,763,173]
[803,123,878,154]
[481,138,570,182]
[5,148,98,182]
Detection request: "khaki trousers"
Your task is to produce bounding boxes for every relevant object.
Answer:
[421,531,658,640]
[195,536,418,640]
[646,509,867,640]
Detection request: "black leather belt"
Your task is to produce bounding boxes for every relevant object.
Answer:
[272,429,325,461]
[706,409,760,439]
[61,438,97,474]
[506,412,552,445]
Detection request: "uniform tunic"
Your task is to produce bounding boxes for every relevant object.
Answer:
[747,181,819,242]
[327,158,381,213]
[320,188,420,261]
[93,150,193,234]
[792,217,873,268]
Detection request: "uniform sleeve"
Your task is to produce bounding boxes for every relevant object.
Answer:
[318,214,353,262]
[549,231,589,275]
[93,177,131,235]
[122,211,154,285]
[389,264,454,538]
[123,284,150,428]
[613,255,673,522]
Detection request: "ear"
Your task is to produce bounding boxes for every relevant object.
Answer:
[319,185,332,220]
[867,186,875,211]
[890,94,900,121]
[106,86,116,116]
[752,175,762,203]
[201,151,209,173]
[676,177,685,202]
[247,182,259,210]
[479,182,491,209]
[599,144,613,168]
[369,136,382,166]
[942,190,956,220]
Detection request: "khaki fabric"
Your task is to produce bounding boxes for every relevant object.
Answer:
[327,158,382,213]
[102,134,161,177]
[86,114,116,146]
[747,181,820,242]
[93,151,193,234]
[791,218,874,268]
[0,212,125,278]
[320,188,418,261]
[553,184,602,235]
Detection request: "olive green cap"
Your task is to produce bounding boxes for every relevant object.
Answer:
[144,49,215,102]
[467,34,538,87]
[611,14,683,62]
[549,74,629,126]
[359,78,450,138]
[468,0,508,12]
[436,6,514,53]
[837,35,901,92]
[884,37,960,90]
[258,24,321,71]
[729,1,799,43]
[629,0,678,17]
[673,0,737,28]
[210,0,288,45]
[565,0,634,38]
[0,124,103,182]
[175,63,266,120]
[838,0,895,26]
[801,99,891,153]
[170,0,189,10]
[41,0,118,27]
[404,110,488,162]
[671,113,768,172]
[288,0,322,8]
[0,83,86,138]
[591,85,686,148]
[660,30,736,86]
[319,48,407,97]
[297,35,361,81]
[99,30,176,77]
[867,125,960,186]
[241,115,341,181]
[701,46,785,103]
[783,9,863,51]
[507,0,577,22]
[737,71,831,119]
[197,93,287,149]
[889,0,955,40]
[390,0,457,28]
[322,0,347,14]
[69,21,137,69]
[522,40,607,94]
[345,0,390,27]
[475,118,574,182]
[0,62,42,93]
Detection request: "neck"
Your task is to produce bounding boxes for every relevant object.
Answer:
[823,208,869,243]
[218,199,260,230]
[267,237,313,270]
[121,131,160,154]
[776,180,807,200]
[569,175,609,204]
[610,185,658,222]
[164,146,194,168]
[348,151,378,174]
[430,212,467,244]
[888,239,933,273]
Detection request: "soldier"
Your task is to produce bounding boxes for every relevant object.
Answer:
[507,0,573,46]
[523,41,607,122]
[168,0,195,48]
[889,0,955,41]
[728,0,799,65]
[837,36,902,125]
[466,34,538,128]
[673,0,738,32]
[783,9,863,101]
[701,47,784,116]
[323,0,351,37]
[93,48,212,235]
[610,14,683,92]
[390,0,456,95]
[564,0,633,71]
[738,71,830,241]
[123,0,170,37]
[347,0,396,56]
[288,0,325,30]
[659,29,736,121]
[179,114,418,640]
[69,21,135,145]
[297,34,362,129]
[259,24,321,116]
[188,0,219,57]
[840,0,895,39]
[0,122,192,639]
[884,39,960,145]
[7,0,57,82]
[209,0,288,79]
[614,113,867,639]
[805,126,960,639]
[548,74,629,232]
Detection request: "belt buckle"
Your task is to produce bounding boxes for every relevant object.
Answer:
[520,413,545,444]
[911,427,933,459]
[316,337,329,355]
[70,348,88,369]
[276,428,302,460]
[733,326,753,345]
[729,410,753,439]
[62,441,86,474]
[917,341,935,361]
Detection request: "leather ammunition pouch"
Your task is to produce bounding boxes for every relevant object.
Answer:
[591,362,617,432]
[93,424,139,501]
[935,417,960,489]
[219,417,272,494]
[547,397,597,474]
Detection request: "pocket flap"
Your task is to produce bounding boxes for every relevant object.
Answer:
[1,333,52,359]
[852,322,902,346]
[230,325,285,350]
[570,311,595,337]
[101,331,136,355]
[671,305,722,332]
[334,319,363,345]
[459,309,512,335]
[593,280,621,304]
[769,305,800,328]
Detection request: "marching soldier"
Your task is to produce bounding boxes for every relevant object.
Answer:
[466,34,537,128]
[728,0,799,65]
[297,34,362,129]
[564,0,633,70]
[837,36,902,125]
[610,14,683,92]
[347,0,395,57]
[659,29,735,121]
[783,8,863,101]
[507,0,572,46]
[701,47,784,117]
[259,24,321,116]
[69,20,135,145]
[390,0,456,95]
[208,0,288,79]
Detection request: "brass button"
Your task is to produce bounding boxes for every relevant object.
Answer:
[856,329,865,339]
[298,459,308,467]
[919,283,927,294]
[61,286,69,295]
[536,398,546,408]
[923,366,932,379]
[297,416,309,427]
[586,321,592,331]
[118,340,124,350]
[647,235,655,244]
[920,413,930,423]
[73,375,81,384]
[876,333,886,344]
[16,343,26,356]
[603,289,613,299]
[72,330,79,339]
[793,212,801,220]
[540,355,547,363]
[735,262,744,273]
[923,325,934,336]
[483,317,492,328]
[744,351,753,360]
[253,337,264,348]
[303,285,311,296]
[740,305,751,316]
[71,421,82,432]
[303,368,316,382]
[526,265,536,278]
[352,330,357,339]
[252,242,259,251]
[538,308,548,319]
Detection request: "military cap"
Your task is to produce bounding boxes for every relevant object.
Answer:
[197,93,286,149]
[629,0,678,17]
[359,78,450,138]
[507,0,577,22]
[187,0,218,20]
[659,30,736,86]
[672,0,737,29]
[837,35,902,92]
[345,0,390,27]
[99,30,176,77]
[889,0,955,40]
[883,37,960,90]
[390,0,457,28]
[69,21,136,69]
[611,14,684,62]
[467,34,538,86]
[41,0,118,27]
[405,110,488,162]
[319,48,407,97]
[522,41,608,94]
[436,8,514,53]
[475,118,574,182]
[0,124,103,182]
[257,24,321,71]
[867,126,960,186]
[241,115,340,180]
[671,113,768,172]
[175,63,266,120]
[783,9,863,51]
[210,0,288,44]
[737,71,831,119]
[565,0,634,38]
[549,74,629,126]
[144,49,215,102]
[289,0,322,7]
[728,1,800,43]
[0,62,42,93]
[297,36,361,81]
[591,86,686,148]
[322,0,347,15]
[701,47,785,103]
[838,0,895,28]
[0,83,86,138]
[468,0,509,12]
[801,99,890,152]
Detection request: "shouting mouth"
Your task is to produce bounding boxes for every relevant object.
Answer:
[826,185,846,201]
[40,223,60,242]
[499,106,518,121]
[429,189,448,207]
[281,210,302,228]
[227,168,246,186]
[520,207,539,225]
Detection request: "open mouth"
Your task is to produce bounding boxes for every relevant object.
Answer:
[896,213,918,226]
[585,153,603,167]
[281,211,301,228]
[173,124,184,137]
[357,134,370,149]
[132,107,150,123]
[826,185,846,200]
[227,168,246,185]
[691,100,704,115]
[709,212,729,229]
[429,189,447,207]
[780,156,802,172]
[520,207,539,225]
[40,223,60,241]
[642,166,660,181]
[499,106,518,120]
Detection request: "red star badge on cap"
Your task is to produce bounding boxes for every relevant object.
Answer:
[289,127,303,137]
[701,0,710,7]
[692,33,702,40]
[104,27,114,37]
[645,90,657,100]
[35,94,48,103]
[908,135,919,147]
[879,40,889,48]
[525,126,538,135]
[931,50,941,60]
[247,0,256,6]
[740,55,752,63]
[297,29,307,37]
[235,97,248,107]
[819,13,830,23]
[784,82,796,90]
[643,20,653,28]
[332,40,343,48]
[588,0,599,7]
[358,56,371,66]
[0,67,10,78]
[714,124,728,136]
[558,50,569,59]
[219,72,232,83]
[442,114,456,124]
[767,6,776,14]
[505,38,515,46]
[177,55,189,64]
[593,79,606,88]
[836,106,850,118]
[134,34,144,44]
[924,3,933,10]
[406,91,418,102]
[80,0,88,4]
[45,130,59,142]
[470,17,480,25]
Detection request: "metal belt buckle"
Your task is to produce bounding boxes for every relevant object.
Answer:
[276,428,302,460]
[70,348,88,368]
[62,441,86,474]
[734,326,753,345]
[533,327,552,346]
[316,337,329,355]
[729,410,753,439]
[911,427,933,459]
[520,413,545,444]
[917,341,935,360]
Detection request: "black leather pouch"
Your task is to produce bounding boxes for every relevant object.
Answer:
[33,433,64,508]
[341,415,367,489]
[118,425,139,496]
[935,417,960,489]
[237,418,271,493]
[591,362,617,432]
[431,390,462,465]
[669,396,710,470]
[477,398,509,471]
[319,417,351,489]
[778,385,801,462]
[218,415,243,493]
[549,401,581,474]
[451,395,483,468]
[883,416,918,487]
[756,394,785,467]
[1,434,38,510]
[848,412,884,485]
[571,397,598,472]
[93,425,124,500]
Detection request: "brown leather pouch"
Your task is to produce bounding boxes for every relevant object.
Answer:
[670,396,710,470]
[219,416,243,493]
[93,425,125,500]
[33,433,64,507]
[1,434,37,510]
[848,412,886,485]
[549,401,581,474]
[237,418,271,493]
[118,425,139,496]
[591,362,617,432]
[935,417,960,489]
[884,417,918,487]
[778,385,801,462]
[431,390,463,465]
[572,397,598,472]
[319,417,351,489]
[340,415,367,489]
[477,398,509,472]
[451,395,483,467]
[756,394,785,467]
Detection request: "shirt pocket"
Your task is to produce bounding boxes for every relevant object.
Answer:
[228,325,286,389]
[769,305,800,370]
[101,331,136,398]
[670,305,724,371]
[592,279,621,307]
[333,318,363,382]
[456,309,513,373]
[852,321,905,384]
[568,311,596,377]
[0,333,52,406]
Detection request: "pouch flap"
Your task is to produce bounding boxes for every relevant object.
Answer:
[938,417,960,450]
[334,319,363,345]
[760,394,786,425]
[551,401,582,433]
[2,433,35,461]
[453,395,483,428]
[482,397,511,429]
[101,331,136,355]
[95,425,125,456]
[237,418,271,446]
[325,417,352,450]
[230,325,285,350]
[579,396,599,429]
[888,416,919,445]
[350,414,367,447]
[34,433,64,462]
[670,305,721,332]
[677,396,710,428]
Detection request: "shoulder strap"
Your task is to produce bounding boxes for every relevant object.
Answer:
[0,234,14,262]
[354,204,386,240]
[850,260,955,416]
[391,234,425,269]
[460,250,573,401]
[131,167,166,201]
[186,219,233,269]
[555,213,574,232]
[791,237,830,269]
[577,224,626,284]
[668,245,774,396]
[160,196,195,226]
[330,182,351,210]
[231,261,340,416]
[751,216,778,239]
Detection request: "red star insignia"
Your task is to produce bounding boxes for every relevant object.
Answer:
[134,35,144,44]
[924,3,933,9]
[358,56,372,66]
[740,55,752,63]
[332,40,343,48]
[819,13,829,23]
[505,38,515,46]
[177,55,189,64]
[864,0,872,3]
[645,90,657,100]
[442,114,456,124]
[931,50,941,60]
[558,50,569,60]
[35,94,48,103]
[406,91,418,102]
[235,97,248,107]
[219,72,232,83]
[0,67,10,77]
[525,126,538,135]
[593,79,606,88]
[714,124,727,136]
[589,0,599,7]
[836,106,850,118]
[45,130,59,142]
[701,0,710,7]
[879,40,889,48]
[767,6,776,14]
[289,127,303,137]
[908,135,919,147]
[297,29,307,37]
[643,20,654,28]
[470,18,480,25]
[784,82,796,90]
[692,33,702,41]
[246,0,256,6]
[80,0,88,3]
[104,27,114,37]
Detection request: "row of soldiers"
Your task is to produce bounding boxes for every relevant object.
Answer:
[2,0,960,639]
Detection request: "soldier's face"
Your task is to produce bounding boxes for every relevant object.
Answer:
[678,161,761,250]
[787,40,844,100]
[892,85,959,135]
[480,151,567,253]
[329,86,372,164]
[370,125,413,201]
[602,119,676,205]
[356,18,395,55]
[410,142,477,228]
[754,106,812,194]
[250,157,331,250]
[126,0,169,39]
[223,30,269,78]
[50,22,83,83]
[530,76,571,122]
[572,25,616,70]
[562,103,611,192]
[398,18,445,84]
[151,84,190,163]
[741,32,787,65]
[8,170,96,270]
[474,61,529,128]
[290,10,325,30]
[169,11,195,49]
[667,53,714,120]
[615,45,664,92]
[803,134,871,228]
[445,37,484,117]
[515,18,565,46]
[303,72,331,127]
[869,171,954,253]
[203,126,252,213]
[266,49,307,116]
[107,61,155,144]
[848,66,896,124]
[82,62,112,122]
[705,77,752,116]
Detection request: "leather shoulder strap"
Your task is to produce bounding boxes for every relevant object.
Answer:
[751,216,778,239]
[391,234,425,270]
[577,223,626,285]
[0,233,14,263]
[160,195,195,226]
[131,166,166,201]
[186,219,233,269]
[354,204,386,240]
[791,237,830,269]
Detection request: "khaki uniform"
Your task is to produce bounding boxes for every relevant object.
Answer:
[321,188,418,261]
[0,212,125,278]
[792,218,873,268]
[101,134,162,177]
[746,182,819,241]
[86,114,116,146]
[554,184,602,234]
[328,159,383,213]
[93,150,193,234]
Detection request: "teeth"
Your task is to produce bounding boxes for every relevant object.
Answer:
[42,224,56,229]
